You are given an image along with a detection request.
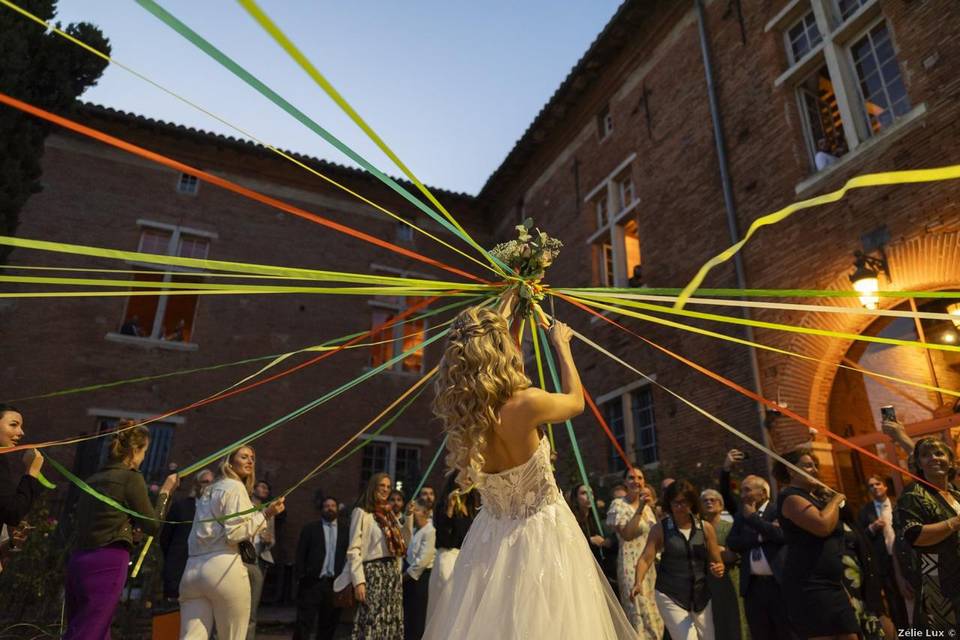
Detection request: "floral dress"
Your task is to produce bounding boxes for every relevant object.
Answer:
[607,497,663,639]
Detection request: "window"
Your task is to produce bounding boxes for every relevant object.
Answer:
[87,416,176,483]
[369,293,427,374]
[774,2,913,173]
[113,223,215,345]
[586,156,642,288]
[798,65,847,166]
[595,196,609,229]
[599,384,659,472]
[615,173,635,212]
[396,221,415,245]
[631,387,658,465]
[176,173,199,195]
[601,244,615,288]
[360,435,424,492]
[849,22,910,133]
[835,0,868,21]
[597,104,613,139]
[603,397,627,472]
[785,11,822,64]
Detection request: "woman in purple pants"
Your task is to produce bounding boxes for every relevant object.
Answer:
[64,422,179,639]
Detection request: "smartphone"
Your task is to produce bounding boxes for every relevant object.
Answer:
[880,405,897,422]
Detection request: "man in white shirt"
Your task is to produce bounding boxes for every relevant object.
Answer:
[814,138,839,171]
[294,496,349,640]
[723,459,797,640]
[403,499,436,640]
[858,475,909,628]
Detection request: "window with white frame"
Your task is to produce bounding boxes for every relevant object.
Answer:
[368,267,429,374]
[585,156,642,288]
[602,396,628,472]
[113,222,215,345]
[785,10,822,64]
[599,383,658,472]
[359,435,424,493]
[597,104,613,140]
[631,387,658,466]
[81,415,176,482]
[770,1,912,173]
[176,172,199,195]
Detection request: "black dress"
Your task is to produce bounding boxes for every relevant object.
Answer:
[778,487,859,638]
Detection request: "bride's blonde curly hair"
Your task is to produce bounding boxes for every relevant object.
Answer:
[433,305,530,487]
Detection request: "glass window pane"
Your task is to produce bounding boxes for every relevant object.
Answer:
[631,388,658,465]
[849,23,910,135]
[139,229,173,255]
[603,398,626,471]
[370,309,395,368]
[121,272,163,337]
[178,235,210,260]
[798,65,848,171]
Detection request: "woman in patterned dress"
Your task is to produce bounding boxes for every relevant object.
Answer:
[607,467,664,638]
[334,472,406,640]
[894,437,960,633]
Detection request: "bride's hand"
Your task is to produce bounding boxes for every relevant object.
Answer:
[496,287,519,319]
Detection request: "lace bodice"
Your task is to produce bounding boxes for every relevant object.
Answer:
[478,437,562,520]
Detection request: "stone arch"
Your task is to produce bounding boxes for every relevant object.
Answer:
[769,230,960,452]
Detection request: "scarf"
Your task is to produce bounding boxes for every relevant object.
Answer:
[372,504,406,557]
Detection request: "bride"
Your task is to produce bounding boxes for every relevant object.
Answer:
[422,292,635,639]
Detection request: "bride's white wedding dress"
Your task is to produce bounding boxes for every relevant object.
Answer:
[422,436,635,639]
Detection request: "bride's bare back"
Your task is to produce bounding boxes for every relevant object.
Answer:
[482,322,584,474]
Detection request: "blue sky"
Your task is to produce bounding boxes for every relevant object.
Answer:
[51,1,623,194]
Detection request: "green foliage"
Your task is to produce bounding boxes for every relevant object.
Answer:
[0,0,110,263]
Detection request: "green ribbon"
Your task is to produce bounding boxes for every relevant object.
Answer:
[536,325,604,536]
[412,434,448,501]
[5,297,475,404]
[178,326,450,477]
[564,286,960,299]
[135,0,490,265]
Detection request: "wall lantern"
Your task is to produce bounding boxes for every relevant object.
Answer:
[947,302,960,330]
[848,250,890,310]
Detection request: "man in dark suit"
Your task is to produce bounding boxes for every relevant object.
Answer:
[293,495,350,640]
[721,449,798,640]
[857,474,909,628]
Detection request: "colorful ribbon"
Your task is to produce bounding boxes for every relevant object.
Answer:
[0,92,488,285]
[674,164,960,309]
[0,0,500,277]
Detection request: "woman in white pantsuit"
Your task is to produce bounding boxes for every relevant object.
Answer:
[179,446,285,640]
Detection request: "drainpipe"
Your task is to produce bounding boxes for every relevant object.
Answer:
[694,0,774,478]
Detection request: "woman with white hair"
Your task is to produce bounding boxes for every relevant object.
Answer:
[700,488,747,639]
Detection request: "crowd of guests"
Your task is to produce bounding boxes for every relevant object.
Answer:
[2,398,959,639]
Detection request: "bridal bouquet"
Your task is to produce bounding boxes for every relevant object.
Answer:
[490,218,562,318]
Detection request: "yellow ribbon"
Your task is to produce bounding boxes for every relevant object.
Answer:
[570,290,960,354]
[675,163,960,309]
[236,0,506,277]
[561,293,960,400]
[0,0,499,278]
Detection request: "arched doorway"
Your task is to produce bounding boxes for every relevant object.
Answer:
[827,296,960,502]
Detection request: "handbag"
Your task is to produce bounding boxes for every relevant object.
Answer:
[333,582,356,609]
[238,540,257,564]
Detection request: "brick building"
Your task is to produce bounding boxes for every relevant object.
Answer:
[2,0,960,592]
[477,0,960,494]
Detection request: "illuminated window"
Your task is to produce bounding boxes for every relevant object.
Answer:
[115,224,213,345]
[586,156,642,288]
[776,3,912,174]
[369,296,427,374]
